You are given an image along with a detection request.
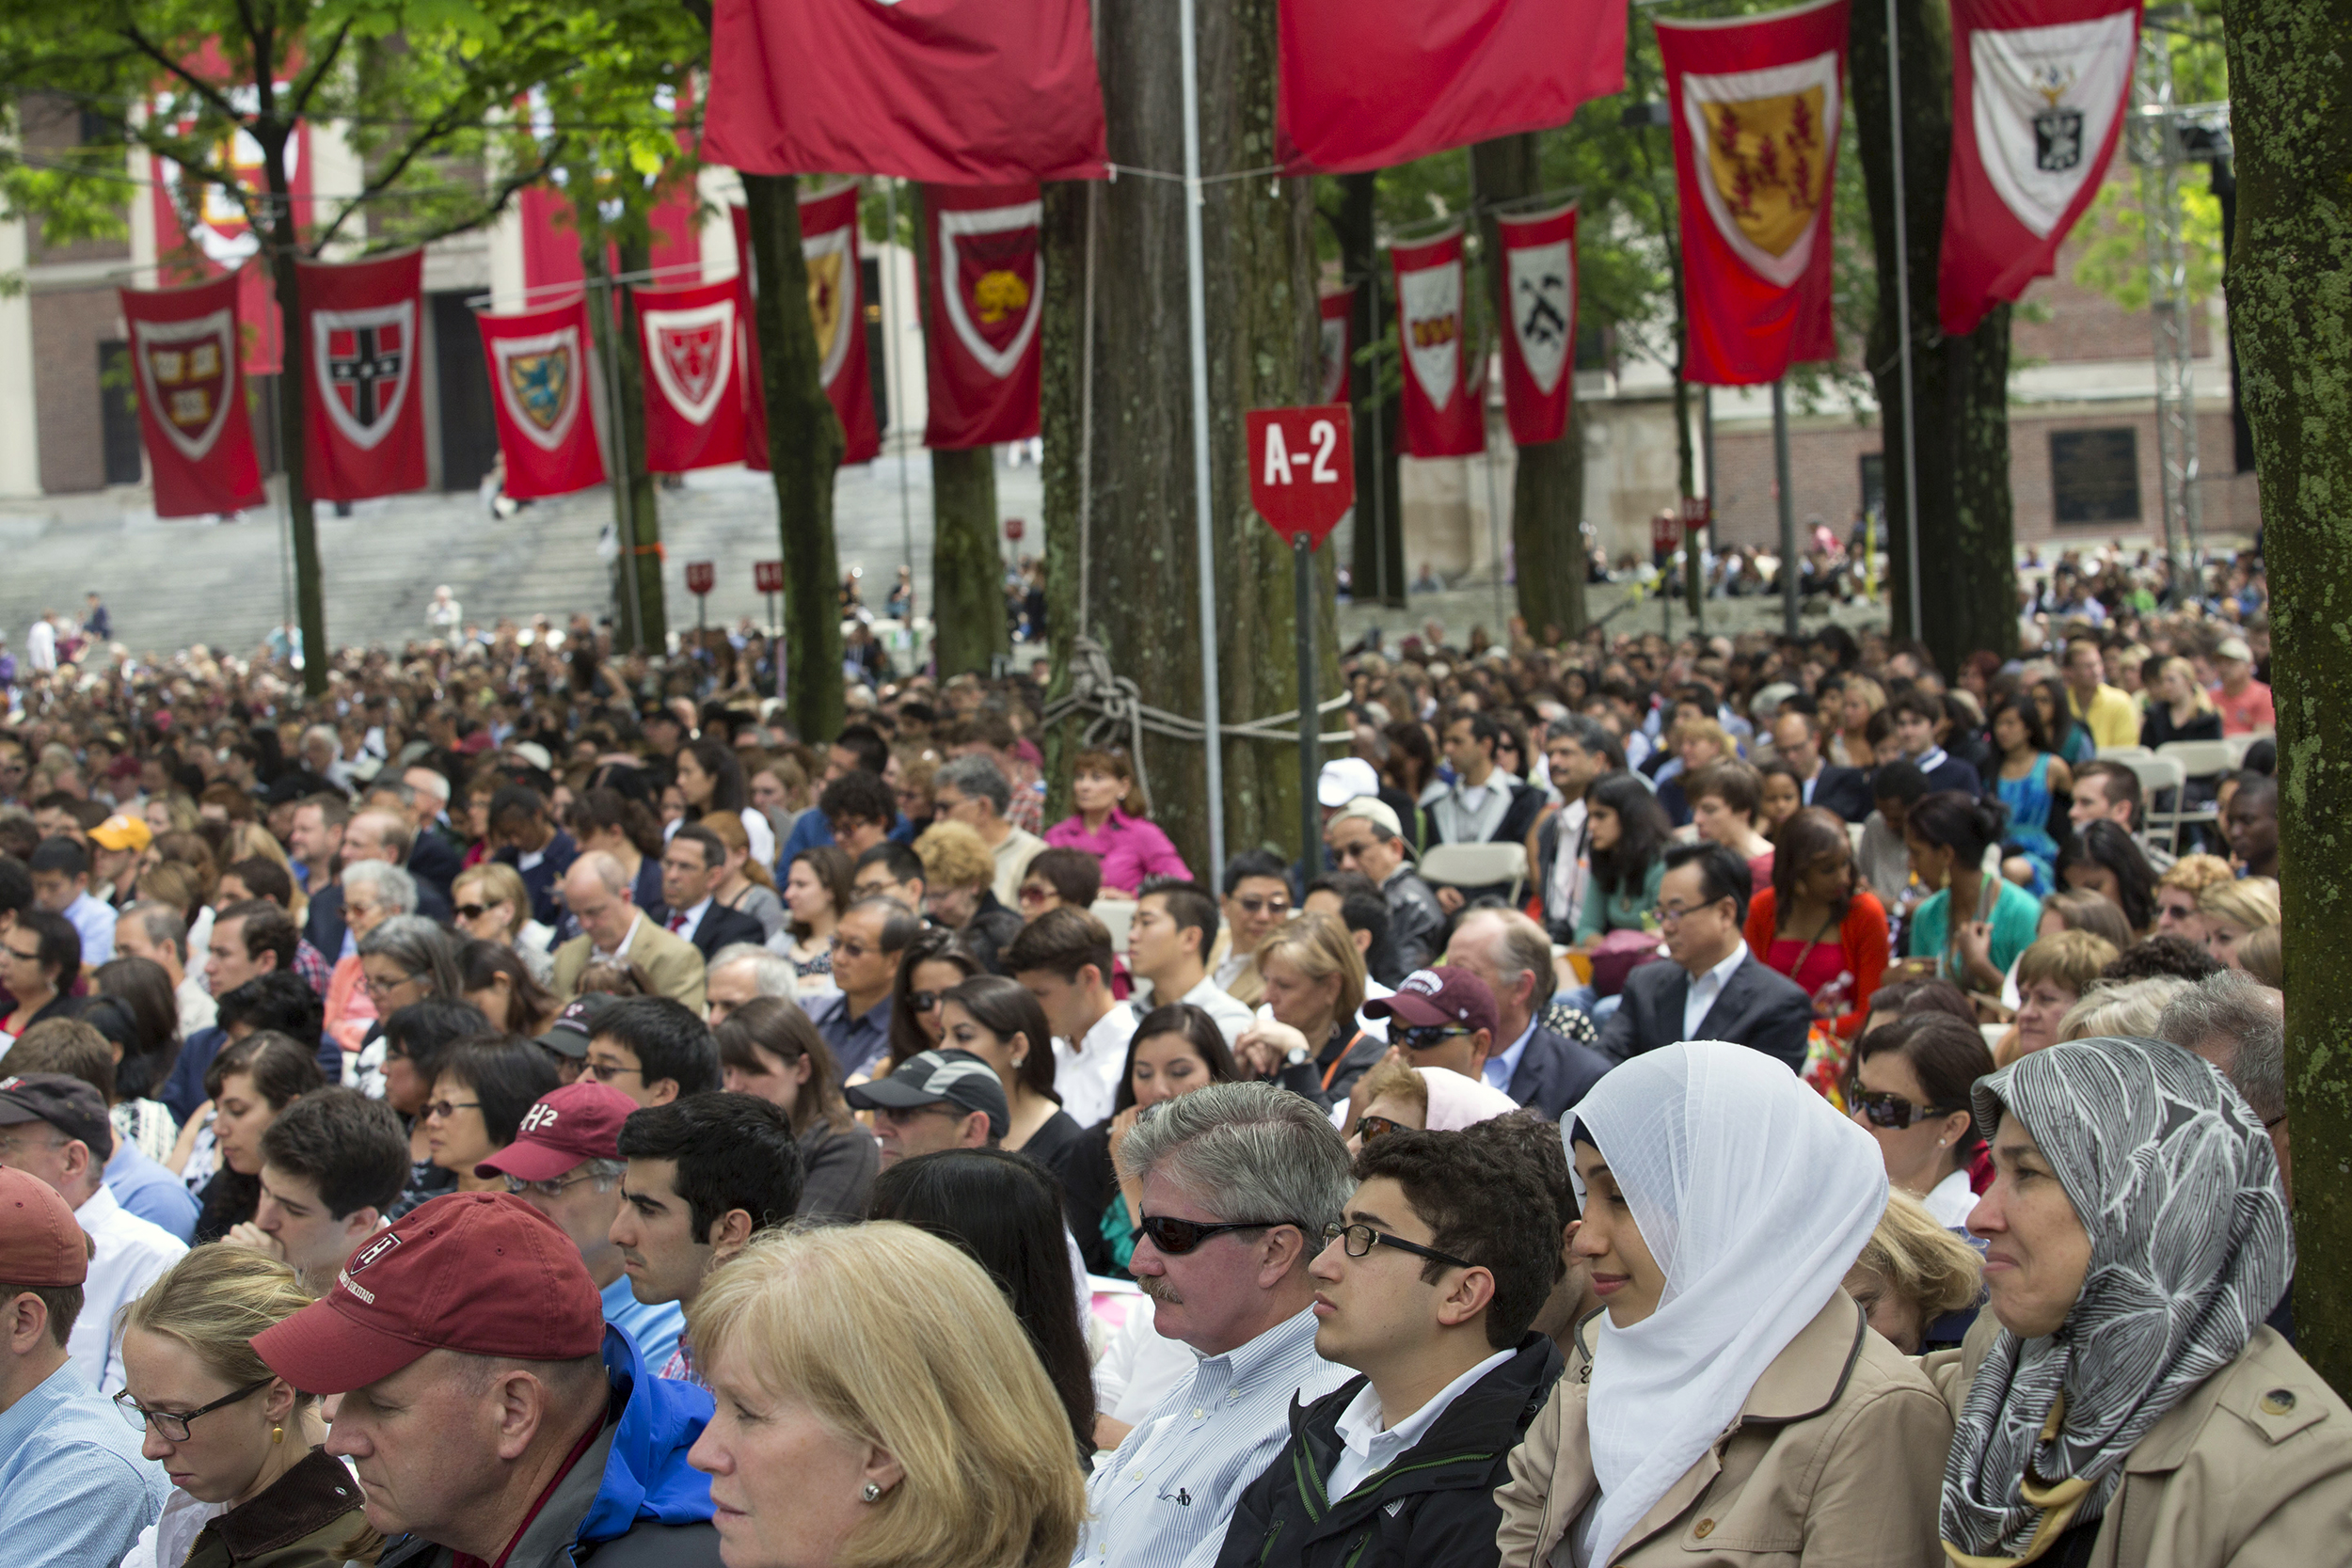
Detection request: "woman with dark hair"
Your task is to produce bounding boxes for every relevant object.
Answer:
[2058,818,2158,936]
[715,995,879,1220]
[0,908,80,1046]
[938,975,1078,1164]
[425,1034,559,1195]
[1988,693,2070,894]
[1845,1011,1996,1230]
[88,956,183,1159]
[458,938,560,1039]
[1571,771,1674,945]
[1904,790,2040,991]
[1743,807,1887,1042]
[866,1148,1099,1464]
[780,845,853,979]
[2031,673,2095,766]
[1042,748,1189,896]
[566,786,664,909]
[1015,847,1104,920]
[194,1032,324,1243]
[675,736,774,867]
[1380,719,1442,848]
[884,928,981,1076]
[379,998,492,1218]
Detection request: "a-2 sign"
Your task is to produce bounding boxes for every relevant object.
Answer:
[1247,404,1355,549]
[753,561,783,594]
[687,561,716,595]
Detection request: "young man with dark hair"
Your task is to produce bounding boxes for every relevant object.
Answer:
[160,900,310,1121]
[28,837,113,966]
[488,784,579,927]
[653,824,764,958]
[1004,906,1134,1128]
[225,1086,408,1291]
[1216,848,1295,1001]
[848,840,927,911]
[1453,1112,1598,1347]
[1598,841,1813,1069]
[1431,709,1545,855]
[610,1093,803,1380]
[1127,879,1251,1041]
[1886,690,1981,796]
[584,996,722,1109]
[1214,1129,1565,1568]
[815,770,898,855]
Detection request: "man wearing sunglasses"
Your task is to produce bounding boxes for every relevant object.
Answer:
[1213,849,1295,1001]
[1215,1129,1565,1568]
[843,1049,1009,1166]
[1078,1082,1355,1568]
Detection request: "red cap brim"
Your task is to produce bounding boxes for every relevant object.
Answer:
[471,1139,583,1182]
[1363,991,1449,1028]
[252,1292,434,1396]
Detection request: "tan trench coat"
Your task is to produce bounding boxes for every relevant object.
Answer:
[1495,1293,1951,1567]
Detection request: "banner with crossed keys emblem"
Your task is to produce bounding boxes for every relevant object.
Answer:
[298,250,428,500]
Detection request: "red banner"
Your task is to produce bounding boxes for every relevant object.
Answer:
[1279,0,1626,173]
[923,183,1042,450]
[799,185,883,465]
[478,297,606,499]
[1938,0,2137,335]
[704,0,1106,184]
[636,277,748,472]
[1496,203,1579,446]
[298,251,428,501]
[1318,289,1355,404]
[1391,229,1484,458]
[119,271,267,519]
[1659,0,1849,386]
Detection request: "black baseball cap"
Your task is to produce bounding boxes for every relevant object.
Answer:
[533,993,618,1061]
[0,1073,116,1160]
[843,1049,1009,1139]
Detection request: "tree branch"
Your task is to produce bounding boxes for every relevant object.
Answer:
[114,22,245,125]
[288,19,354,119]
[346,140,564,256]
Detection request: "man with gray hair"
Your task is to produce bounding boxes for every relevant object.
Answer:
[1442,907,1613,1118]
[1077,1082,1355,1568]
[705,942,797,1027]
[2159,970,2289,1202]
[930,752,1045,908]
[115,899,215,1037]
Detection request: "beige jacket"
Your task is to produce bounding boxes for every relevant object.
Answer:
[1495,1293,1951,1567]
[1929,1322,2352,1568]
[550,915,707,1015]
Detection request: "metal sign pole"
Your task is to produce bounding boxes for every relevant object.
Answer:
[1295,532,1318,874]
[1773,378,1798,639]
[1179,0,1227,876]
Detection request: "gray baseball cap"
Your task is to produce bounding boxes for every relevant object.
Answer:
[844,1048,1009,1139]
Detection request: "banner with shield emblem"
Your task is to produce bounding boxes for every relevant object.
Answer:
[1496,202,1579,446]
[1659,0,1849,386]
[477,296,606,499]
[1391,227,1485,457]
[1318,289,1355,404]
[636,277,747,472]
[923,182,1043,450]
[118,269,266,518]
[298,249,428,500]
[798,183,882,465]
[1938,0,2138,334]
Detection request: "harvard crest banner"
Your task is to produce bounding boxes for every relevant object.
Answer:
[1658,0,1849,386]
[1319,288,1355,404]
[1939,0,2137,334]
[923,183,1042,450]
[1496,202,1579,446]
[298,250,428,500]
[477,297,605,499]
[1391,228,1485,458]
[798,184,883,465]
[119,270,266,518]
[636,277,747,472]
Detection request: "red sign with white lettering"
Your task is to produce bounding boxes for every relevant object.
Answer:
[1246,404,1355,549]
[1652,513,1682,553]
[687,561,716,594]
[754,560,783,593]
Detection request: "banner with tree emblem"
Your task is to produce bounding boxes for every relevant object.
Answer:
[798,183,883,465]
[119,269,266,518]
[1391,227,1485,458]
[1318,288,1355,404]
[1659,0,1849,386]
[636,277,748,472]
[477,296,606,499]
[1496,202,1579,445]
[298,249,428,500]
[1938,0,2137,334]
[922,182,1042,450]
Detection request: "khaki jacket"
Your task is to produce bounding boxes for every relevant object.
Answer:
[1929,1323,2352,1568]
[1495,1293,1951,1568]
[550,916,707,1015]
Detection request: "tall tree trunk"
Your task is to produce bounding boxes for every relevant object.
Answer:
[1041,0,1334,872]
[583,236,667,653]
[1334,172,1405,610]
[2224,0,2352,1394]
[1471,135,1587,644]
[1851,0,2017,665]
[741,172,847,744]
[914,188,1012,679]
[260,128,326,695]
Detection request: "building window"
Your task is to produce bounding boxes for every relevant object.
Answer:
[2050,429,2140,524]
[1858,452,1884,520]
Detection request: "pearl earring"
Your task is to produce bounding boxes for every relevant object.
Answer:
[861,1482,882,1503]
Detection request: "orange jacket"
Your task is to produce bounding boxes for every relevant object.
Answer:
[1743,887,1889,1038]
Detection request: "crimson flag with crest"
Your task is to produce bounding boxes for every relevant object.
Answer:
[477,295,606,499]
[922,183,1041,450]
[635,277,748,472]
[1390,228,1485,458]
[298,250,428,499]
[119,269,266,518]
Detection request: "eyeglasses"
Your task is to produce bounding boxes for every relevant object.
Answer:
[361,970,421,996]
[453,903,488,921]
[1322,1222,1475,1271]
[586,1062,643,1084]
[1235,895,1291,917]
[1847,1089,1963,1130]
[502,1171,601,1199]
[425,1099,482,1121]
[1394,1024,1472,1053]
[1649,900,1725,927]
[114,1376,273,1442]
[1136,1213,1304,1256]
[1017,883,1054,906]
[1356,1113,1406,1143]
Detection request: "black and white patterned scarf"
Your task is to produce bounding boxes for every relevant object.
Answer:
[1940,1036,2292,1564]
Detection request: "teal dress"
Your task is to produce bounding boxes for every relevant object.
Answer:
[1994,753,2059,895]
[1575,859,1667,943]
[1908,877,2042,986]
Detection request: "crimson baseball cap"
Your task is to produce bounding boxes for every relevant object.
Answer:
[0,1166,87,1287]
[1364,966,1500,1039]
[474,1080,637,1182]
[252,1191,604,1394]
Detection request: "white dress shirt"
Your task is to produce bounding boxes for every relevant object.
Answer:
[666,896,712,946]
[1545,799,1590,928]
[69,1184,188,1392]
[1325,1346,1517,1499]
[1680,940,1752,1040]
[172,973,217,1039]
[1177,977,1254,1045]
[1075,1306,1350,1568]
[1923,1168,1979,1232]
[595,911,644,965]
[1053,1002,1136,1130]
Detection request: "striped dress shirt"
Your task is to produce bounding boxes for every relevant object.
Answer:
[1074,1305,1349,1568]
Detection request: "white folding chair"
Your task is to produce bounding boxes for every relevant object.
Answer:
[2155,739,2235,781]
[2224,730,2274,768]
[1090,897,1136,954]
[2095,744,2152,762]
[1416,842,1530,908]
[2124,754,2190,853]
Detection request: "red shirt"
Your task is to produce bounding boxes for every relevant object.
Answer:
[2214,680,2274,736]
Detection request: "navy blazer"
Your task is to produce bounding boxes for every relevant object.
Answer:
[649,899,768,962]
[1504,1025,1615,1119]
[1597,952,1814,1072]
[1804,765,1876,823]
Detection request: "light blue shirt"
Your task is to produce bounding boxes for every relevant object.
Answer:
[60,891,116,966]
[1483,1021,1537,1096]
[602,1274,686,1376]
[103,1140,199,1244]
[1075,1306,1349,1568]
[0,1357,168,1568]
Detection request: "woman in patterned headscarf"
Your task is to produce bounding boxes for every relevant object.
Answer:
[1939,1035,2352,1567]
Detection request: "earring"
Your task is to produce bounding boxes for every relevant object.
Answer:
[271,1425,284,1445]
[861,1482,882,1503]
[1936,1139,1948,1148]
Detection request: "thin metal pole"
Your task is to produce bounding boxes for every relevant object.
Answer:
[1481,428,1507,636]
[882,180,916,615]
[1295,534,1318,876]
[1773,378,1798,639]
[1178,0,1227,878]
[1698,386,1713,636]
[1885,0,1924,638]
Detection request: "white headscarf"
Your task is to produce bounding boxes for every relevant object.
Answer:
[1416,1067,1521,1131]
[1565,1041,1889,1565]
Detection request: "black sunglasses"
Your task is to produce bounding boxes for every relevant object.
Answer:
[1847,1088,1964,1130]
[453,902,488,921]
[908,990,943,1013]
[1356,1113,1406,1143]
[1394,1024,1472,1052]
[1136,1213,1306,1256]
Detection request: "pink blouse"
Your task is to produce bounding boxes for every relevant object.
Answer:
[1043,808,1192,895]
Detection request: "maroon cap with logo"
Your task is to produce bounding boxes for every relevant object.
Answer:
[0,1166,87,1288]
[473,1080,638,1182]
[1363,965,1501,1039]
[251,1191,604,1394]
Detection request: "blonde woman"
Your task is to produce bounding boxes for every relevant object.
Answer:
[1828,674,1886,768]
[451,861,555,984]
[116,1246,380,1568]
[701,811,787,942]
[1234,912,1381,1103]
[1844,1189,1986,1355]
[2200,876,2280,972]
[686,1223,1088,1568]
[2138,654,2223,748]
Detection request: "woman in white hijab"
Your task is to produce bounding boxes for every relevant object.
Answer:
[1495,1041,1953,1566]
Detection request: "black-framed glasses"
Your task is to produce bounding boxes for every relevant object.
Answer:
[1356,1113,1406,1143]
[425,1099,482,1121]
[1394,1024,1471,1053]
[1136,1213,1305,1256]
[1235,895,1291,917]
[586,1062,643,1084]
[114,1376,273,1441]
[1322,1222,1475,1272]
[361,970,421,997]
[1847,1089,1963,1130]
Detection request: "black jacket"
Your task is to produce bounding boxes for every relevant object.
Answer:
[1503,1025,1614,1120]
[1214,1335,1564,1568]
[1803,764,1875,823]
[1381,867,1447,974]
[648,899,766,961]
[1598,951,1814,1071]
